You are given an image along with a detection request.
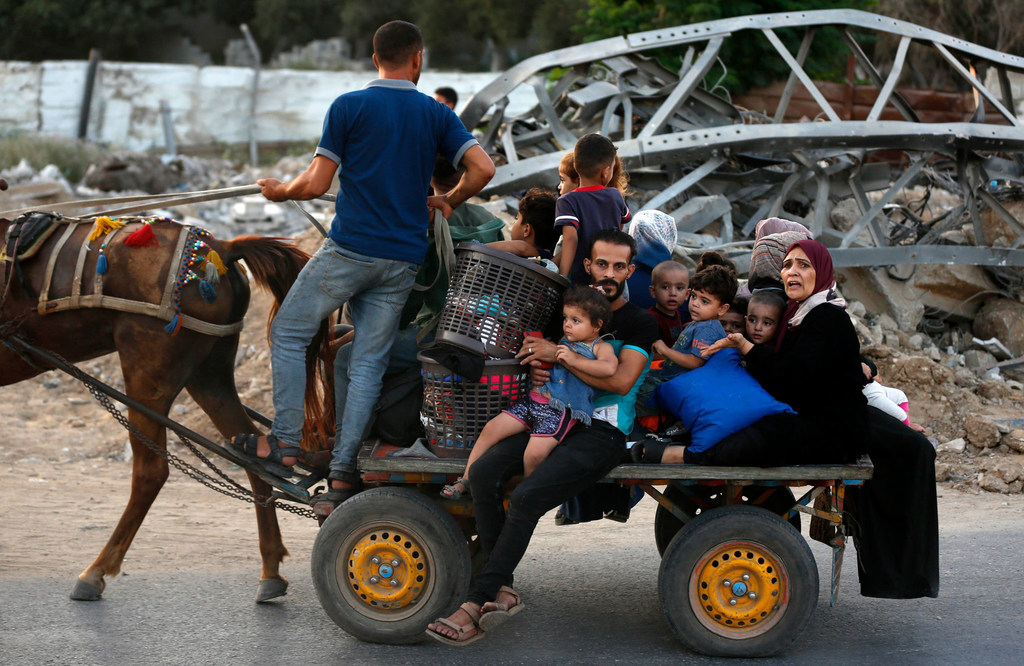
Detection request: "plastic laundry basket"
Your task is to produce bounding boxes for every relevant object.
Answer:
[435,243,569,359]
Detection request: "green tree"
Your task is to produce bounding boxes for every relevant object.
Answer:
[579,0,872,92]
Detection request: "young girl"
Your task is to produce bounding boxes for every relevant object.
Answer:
[558,150,630,197]
[441,285,617,498]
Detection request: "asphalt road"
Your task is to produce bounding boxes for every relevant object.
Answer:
[1,499,1022,665]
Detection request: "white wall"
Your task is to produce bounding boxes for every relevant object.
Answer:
[0,61,536,152]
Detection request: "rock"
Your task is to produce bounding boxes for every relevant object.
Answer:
[890,356,954,386]
[43,378,61,389]
[953,366,979,388]
[934,462,950,482]
[978,473,1011,493]
[978,379,1011,400]
[1001,429,1024,453]
[973,298,1024,357]
[964,349,998,371]
[912,264,998,319]
[936,437,966,454]
[838,267,924,332]
[964,413,1000,448]
[983,458,1024,483]
[908,333,924,350]
[848,300,867,318]
[884,332,902,348]
[84,153,186,194]
[876,313,899,331]
[927,346,942,362]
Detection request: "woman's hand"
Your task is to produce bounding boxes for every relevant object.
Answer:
[702,332,752,357]
[518,335,557,366]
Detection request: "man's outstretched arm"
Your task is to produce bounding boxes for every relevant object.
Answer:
[257,154,337,202]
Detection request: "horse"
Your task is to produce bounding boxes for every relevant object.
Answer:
[0,212,331,603]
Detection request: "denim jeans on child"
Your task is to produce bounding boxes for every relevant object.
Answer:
[269,237,417,474]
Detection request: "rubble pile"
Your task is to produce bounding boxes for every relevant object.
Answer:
[2,154,1023,493]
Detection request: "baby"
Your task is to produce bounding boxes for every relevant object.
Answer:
[861,356,926,433]
[441,285,617,499]
[648,260,690,346]
[745,290,786,346]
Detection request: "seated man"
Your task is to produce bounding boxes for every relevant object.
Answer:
[426,228,658,645]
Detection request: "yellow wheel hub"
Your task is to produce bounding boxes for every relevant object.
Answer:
[345,527,429,614]
[690,540,788,637]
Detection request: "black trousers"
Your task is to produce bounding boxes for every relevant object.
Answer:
[684,407,939,599]
[466,420,624,606]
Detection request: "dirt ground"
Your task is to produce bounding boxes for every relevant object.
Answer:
[3,229,1024,585]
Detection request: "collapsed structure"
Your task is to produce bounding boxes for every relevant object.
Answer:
[460,9,1024,333]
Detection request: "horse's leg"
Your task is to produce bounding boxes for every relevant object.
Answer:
[184,335,291,603]
[71,332,196,601]
[71,377,179,600]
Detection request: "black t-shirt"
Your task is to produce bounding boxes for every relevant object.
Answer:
[592,300,659,435]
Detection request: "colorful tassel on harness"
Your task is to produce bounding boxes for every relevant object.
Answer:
[164,312,182,334]
[96,248,108,275]
[199,279,217,303]
[88,216,125,242]
[124,222,158,247]
[205,250,227,276]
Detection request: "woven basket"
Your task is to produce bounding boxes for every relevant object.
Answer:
[419,352,529,458]
[435,243,568,359]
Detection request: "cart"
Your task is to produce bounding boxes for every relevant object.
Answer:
[309,440,872,658]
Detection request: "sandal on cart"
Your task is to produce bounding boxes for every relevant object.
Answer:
[478,585,525,630]
[320,469,361,503]
[630,436,670,464]
[229,433,300,477]
[440,477,470,500]
[426,602,485,646]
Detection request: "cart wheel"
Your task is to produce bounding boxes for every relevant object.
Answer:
[653,485,800,556]
[311,486,471,644]
[658,505,817,657]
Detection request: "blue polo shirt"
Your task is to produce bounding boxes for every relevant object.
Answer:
[315,79,478,264]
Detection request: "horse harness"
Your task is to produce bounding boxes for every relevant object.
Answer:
[1,212,243,337]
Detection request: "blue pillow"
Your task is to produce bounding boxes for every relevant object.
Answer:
[652,347,795,453]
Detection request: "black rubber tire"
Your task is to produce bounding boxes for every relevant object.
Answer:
[653,484,801,556]
[311,486,471,644]
[658,505,818,657]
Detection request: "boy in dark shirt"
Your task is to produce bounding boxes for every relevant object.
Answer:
[489,187,558,259]
[648,259,690,346]
[554,134,631,283]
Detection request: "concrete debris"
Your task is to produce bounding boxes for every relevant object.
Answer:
[973,299,1024,357]
[936,438,966,455]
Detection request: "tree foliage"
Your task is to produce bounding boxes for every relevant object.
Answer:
[578,0,873,92]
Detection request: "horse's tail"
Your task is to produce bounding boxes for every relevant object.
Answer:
[222,235,334,452]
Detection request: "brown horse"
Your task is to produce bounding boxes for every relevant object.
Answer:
[0,213,330,602]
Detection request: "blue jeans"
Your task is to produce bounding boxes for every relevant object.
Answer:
[270,238,417,473]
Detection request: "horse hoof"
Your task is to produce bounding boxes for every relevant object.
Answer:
[255,578,288,603]
[70,579,104,601]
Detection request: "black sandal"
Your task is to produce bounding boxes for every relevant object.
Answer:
[320,469,361,504]
[229,433,301,478]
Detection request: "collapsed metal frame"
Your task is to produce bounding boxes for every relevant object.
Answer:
[460,9,1024,269]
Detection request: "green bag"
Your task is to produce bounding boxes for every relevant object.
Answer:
[399,203,505,331]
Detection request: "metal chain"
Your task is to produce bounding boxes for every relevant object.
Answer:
[53,348,317,520]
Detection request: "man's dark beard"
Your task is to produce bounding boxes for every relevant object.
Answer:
[592,277,625,301]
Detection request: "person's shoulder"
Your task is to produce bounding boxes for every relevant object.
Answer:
[806,303,851,326]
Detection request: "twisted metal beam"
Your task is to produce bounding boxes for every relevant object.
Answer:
[460,9,1024,269]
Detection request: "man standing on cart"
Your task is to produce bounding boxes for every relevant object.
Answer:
[232,20,494,501]
[428,229,659,645]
